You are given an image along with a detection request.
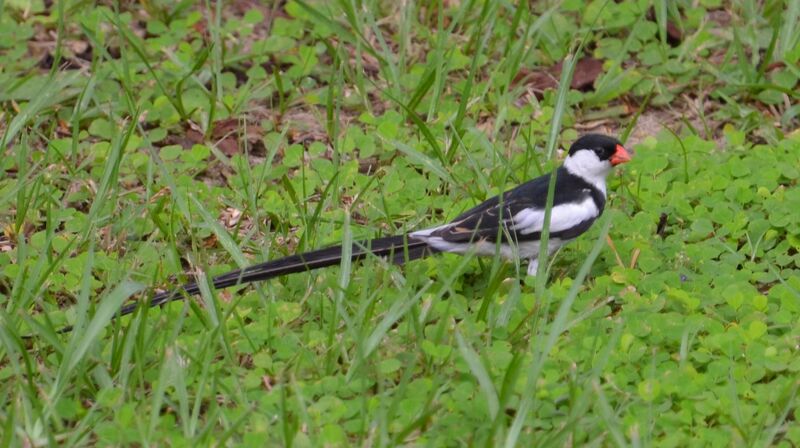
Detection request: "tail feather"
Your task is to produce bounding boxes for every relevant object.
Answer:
[115,235,432,318]
[391,243,437,265]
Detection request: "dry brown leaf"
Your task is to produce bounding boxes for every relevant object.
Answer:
[514,57,604,98]
[283,109,328,144]
[211,118,265,156]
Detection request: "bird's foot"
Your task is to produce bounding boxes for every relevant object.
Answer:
[527,259,539,276]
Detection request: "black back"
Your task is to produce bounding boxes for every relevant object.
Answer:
[430,166,605,244]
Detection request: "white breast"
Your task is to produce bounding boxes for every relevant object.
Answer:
[513,196,599,235]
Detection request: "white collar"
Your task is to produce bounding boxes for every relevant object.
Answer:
[563,150,611,195]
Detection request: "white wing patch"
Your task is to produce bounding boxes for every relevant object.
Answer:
[513,197,599,235]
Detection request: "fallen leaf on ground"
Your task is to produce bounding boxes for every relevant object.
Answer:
[513,57,604,98]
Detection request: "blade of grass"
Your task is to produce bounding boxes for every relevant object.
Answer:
[0,72,82,152]
[48,280,145,414]
[189,194,248,268]
[779,0,800,58]
[359,2,401,92]
[86,108,140,227]
[108,13,188,119]
[662,126,690,183]
[506,216,612,447]
[351,280,434,375]
[757,380,799,447]
[293,0,383,64]
[455,331,499,419]
[533,48,580,290]
[205,0,224,131]
[655,0,668,47]
[148,344,190,436]
[446,0,496,162]
[381,88,445,164]
[325,212,354,374]
[592,379,629,447]
[388,138,455,185]
[406,64,437,113]
[756,23,780,81]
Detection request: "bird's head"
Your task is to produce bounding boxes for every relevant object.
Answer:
[563,134,631,182]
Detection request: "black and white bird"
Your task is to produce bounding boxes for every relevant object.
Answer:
[110,133,631,320]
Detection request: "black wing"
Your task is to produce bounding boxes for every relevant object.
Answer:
[430,167,604,244]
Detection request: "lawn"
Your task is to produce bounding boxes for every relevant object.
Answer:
[1,0,800,446]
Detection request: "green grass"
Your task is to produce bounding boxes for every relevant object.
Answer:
[2,0,800,446]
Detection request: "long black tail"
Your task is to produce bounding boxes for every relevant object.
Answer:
[111,234,433,320]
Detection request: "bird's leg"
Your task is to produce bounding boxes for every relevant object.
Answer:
[527,258,539,276]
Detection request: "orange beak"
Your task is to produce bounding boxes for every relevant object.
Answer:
[610,144,631,166]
